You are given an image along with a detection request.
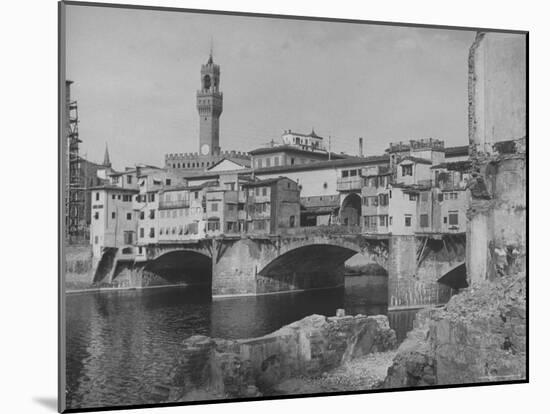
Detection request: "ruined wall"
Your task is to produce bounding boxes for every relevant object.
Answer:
[467,30,527,284]
[158,313,396,401]
[467,153,526,283]
[468,32,527,154]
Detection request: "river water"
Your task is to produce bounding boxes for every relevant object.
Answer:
[65,275,418,409]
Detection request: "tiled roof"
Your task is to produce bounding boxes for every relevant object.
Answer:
[444,145,469,157]
[399,156,432,165]
[241,176,296,187]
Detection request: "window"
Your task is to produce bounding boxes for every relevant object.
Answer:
[138,246,143,254]
[274,157,279,166]
[160,228,164,235]
[291,158,295,165]
[94,212,99,220]
[444,193,449,200]
[148,193,155,202]
[350,169,357,177]
[118,195,121,200]
[166,179,171,186]
[172,210,177,218]
[126,212,132,220]
[342,170,349,178]
[123,231,133,244]
[228,204,236,212]
[207,220,220,232]
[401,164,413,176]
[266,158,271,167]
[362,196,368,206]
[211,203,218,212]
[149,210,155,219]
[379,215,388,227]
[449,212,459,226]
[379,194,389,206]
[389,216,393,225]
[262,187,267,196]
[94,236,98,244]
[149,228,155,238]
[405,215,412,227]
[96,192,100,201]
[127,175,132,184]
[444,217,448,224]
[420,214,429,228]
[139,228,144,238]
[111,212,116,219]
[409,194,417,201]
[194,191,199,199]
[258,159,263,168]
[438,193,444,202]
[289,215,295,227]
[112,194,116,200]
[421,192,429,202]
[140,211,145,220]
[255,188,260,196]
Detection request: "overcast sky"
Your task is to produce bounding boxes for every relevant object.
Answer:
[65,4,476,170]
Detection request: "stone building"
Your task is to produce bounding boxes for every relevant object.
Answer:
[164,52,251,173]
[242,177,301,235]
[249,129,348,169]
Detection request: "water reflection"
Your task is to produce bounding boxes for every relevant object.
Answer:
[66,275,417,409]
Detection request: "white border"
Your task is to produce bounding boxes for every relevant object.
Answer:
[2,0,544,413]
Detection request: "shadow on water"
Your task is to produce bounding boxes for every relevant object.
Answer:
[65,274,418,408]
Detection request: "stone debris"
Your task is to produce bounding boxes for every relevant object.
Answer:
[383,272,526,388]
[271,351,397,395]
[158,313,397,401]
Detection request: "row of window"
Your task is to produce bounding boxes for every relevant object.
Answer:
[170,160,216,169]
[160,208,203,218]
[159,222,200,236]
[341,169,361,178]
[362,194,389,207]
[362,212,459,229]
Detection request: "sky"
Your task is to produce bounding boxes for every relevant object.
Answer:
[65,4,476,170]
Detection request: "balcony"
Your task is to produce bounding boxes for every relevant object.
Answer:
[159,199,190,210]
[337,176,363,192]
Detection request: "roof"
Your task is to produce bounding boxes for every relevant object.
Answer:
[431,160,472,171]
[390,183,431,192]
[399,156,432,165]
[284,128,323,139]
[88,185,139,192]
[206,157,250,171]
[254,155,389,175]
[249,144,346,159]
[444,145,469,157]
[241,176,297,188]
[160,180,219,193]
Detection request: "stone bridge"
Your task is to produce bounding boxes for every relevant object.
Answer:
[130,226,466,308]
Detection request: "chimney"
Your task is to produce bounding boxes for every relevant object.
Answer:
[358,137,364,157]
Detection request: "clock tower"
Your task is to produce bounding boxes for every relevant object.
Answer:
[196,51,223,156]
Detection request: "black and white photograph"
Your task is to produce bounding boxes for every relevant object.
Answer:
[59,1,527,412]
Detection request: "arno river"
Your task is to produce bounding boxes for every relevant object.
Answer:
[65,275,417,409]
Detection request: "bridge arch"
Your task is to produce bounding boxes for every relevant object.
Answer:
[143,249,212,287]
[257,243,358,294]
